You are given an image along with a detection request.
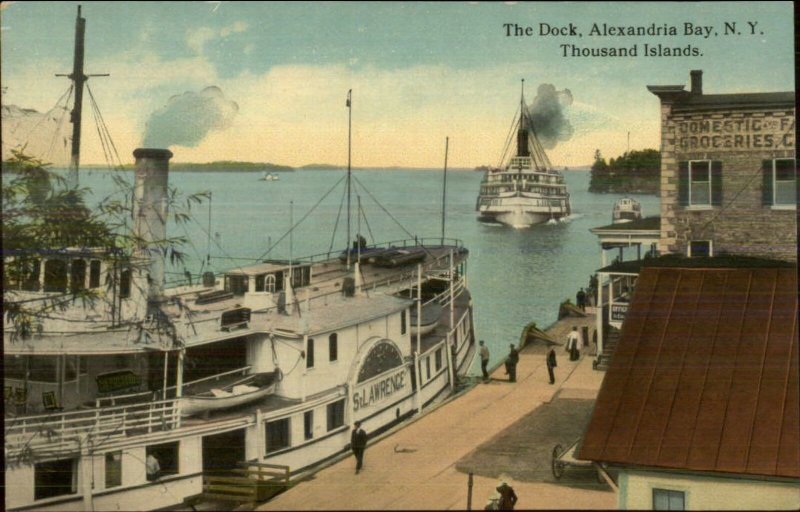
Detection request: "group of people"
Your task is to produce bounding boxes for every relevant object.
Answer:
[479,341,519,383]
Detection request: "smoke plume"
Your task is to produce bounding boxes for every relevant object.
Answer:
[143,86,238,148]
[526,84,574,149]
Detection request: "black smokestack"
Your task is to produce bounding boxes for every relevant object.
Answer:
[527,84,574,150]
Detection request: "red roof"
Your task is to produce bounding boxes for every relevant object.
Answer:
[579,266,799,478]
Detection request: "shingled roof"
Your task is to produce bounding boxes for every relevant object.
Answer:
[578,266,799,479]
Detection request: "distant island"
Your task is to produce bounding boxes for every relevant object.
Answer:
[589,149,660,194]
[169,161,294,173]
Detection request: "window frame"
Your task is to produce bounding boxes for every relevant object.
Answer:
[146,441,180,477]
[105,451,123,489]
[304,410,314,440]
[772,158,796,208]
[328,333,338,362]
[306,338,315,369]
[688,160,712,207]
[652,488,686,511]
[34,458,78,501]
[688,240,713,258]
[326,399,345,432]
[265,417,291,453]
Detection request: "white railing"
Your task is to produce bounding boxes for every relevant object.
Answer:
[163,365,252,397]
[5,398,180,458]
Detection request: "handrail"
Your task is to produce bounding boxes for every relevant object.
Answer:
[164,365,252,394]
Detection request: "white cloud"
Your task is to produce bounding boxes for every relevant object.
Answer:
[186,21,249,55]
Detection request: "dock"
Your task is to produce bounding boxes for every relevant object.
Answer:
[254,311,614,510]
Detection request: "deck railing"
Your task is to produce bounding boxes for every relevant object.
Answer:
[5,397,180,458]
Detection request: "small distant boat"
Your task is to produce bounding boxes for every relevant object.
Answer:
[180,371,279,417]
[261,172,280,181]
[612,197,642,224]
[519,321,559,350]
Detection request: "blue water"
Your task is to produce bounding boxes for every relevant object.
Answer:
[77,168,660,372]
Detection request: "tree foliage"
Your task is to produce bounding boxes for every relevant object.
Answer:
[589,148,660,194]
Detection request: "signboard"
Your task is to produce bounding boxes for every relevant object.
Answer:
[352,367,410,413]
[611,303,629,322]
[96,370,141,394]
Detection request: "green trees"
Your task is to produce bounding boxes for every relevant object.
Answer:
[589,149,660,194]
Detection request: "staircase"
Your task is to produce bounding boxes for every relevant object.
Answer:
[186,462,291,508]
[595,327,621,371]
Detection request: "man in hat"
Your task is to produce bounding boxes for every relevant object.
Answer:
[496,480,518,510]
[351,421,368,474]
[505,345,519,383]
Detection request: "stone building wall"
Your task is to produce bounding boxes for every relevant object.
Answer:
[656,100,796,261]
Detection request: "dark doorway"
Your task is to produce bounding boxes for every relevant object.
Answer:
[202,429,246,472]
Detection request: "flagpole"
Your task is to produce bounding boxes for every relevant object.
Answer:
[346,90,352,270]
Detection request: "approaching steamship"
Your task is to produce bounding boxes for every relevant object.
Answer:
[476,81,571,228]
[4,9,476,512]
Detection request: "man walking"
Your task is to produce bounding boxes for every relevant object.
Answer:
[351,421,368,474]
[505,344,519,383]
[479,340,490,381]
[546,347,557,384]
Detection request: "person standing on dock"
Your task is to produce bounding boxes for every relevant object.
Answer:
[566,326,580,361]
[505,345,519,382]
[546,347,557,384]
[576,288,586,311]
[351,421,368,474]
[479,340,490,381]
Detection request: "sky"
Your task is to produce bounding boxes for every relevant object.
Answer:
[0,1,795,168]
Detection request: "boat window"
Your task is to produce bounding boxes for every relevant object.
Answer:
[435,348,443,371]
[43,259,68,292]
[89,260,102,288]
[255,274,277,293]
[119,269,131,299]
[326,399,345,431]
[426,356,431,380]
[70,259,86,292]
[225,275,249,296]
[65,356,78,382]
[5,257,41,291]
[34,458,77,500]
[304,411,314,440]
[105,451,123,489]
[4,355,27,380]
[28,356,58,383]
[146,441,179,478]
[291,266,311,288]
[401,310,407,335]
[306,338,315,368]
[266,418,291,453]
[329,334,338,362]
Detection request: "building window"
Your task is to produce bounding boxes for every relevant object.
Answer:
[119,269,131,299]
[43,259,68,292]
[688,240,712,258]
[329,334,338,362]
[326,399,345,431]
[34,458,77,500]
[70,260,86,292]
[435,348,443,371]
[401,310,407,335]
[105,451,122,488]
[89,260,102,288]
[146,441,179,478]
[763,158,796,206]
[265,418,291,453]
[306,338,315,368]
[304,410,314,440]
[678,161,722,207]
[653,488,685,511]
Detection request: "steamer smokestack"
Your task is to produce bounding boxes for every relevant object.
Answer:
[132,148,172,305]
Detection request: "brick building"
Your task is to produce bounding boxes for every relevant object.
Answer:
[648,70,796,261]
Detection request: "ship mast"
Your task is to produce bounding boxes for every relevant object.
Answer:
[346,89,352,270]
[56,5,108,189]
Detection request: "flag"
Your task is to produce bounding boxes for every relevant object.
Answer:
[346,90,352,107]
